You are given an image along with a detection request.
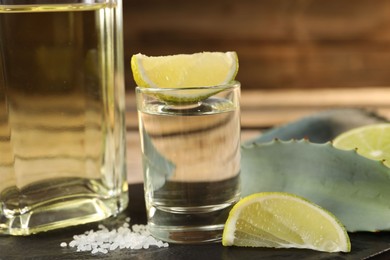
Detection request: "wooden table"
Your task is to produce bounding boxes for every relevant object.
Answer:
[125,86,390,183]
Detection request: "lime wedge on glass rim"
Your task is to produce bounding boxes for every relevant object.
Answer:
[130,51,239,103]
[333,123,390,167]
[222,192,351,253]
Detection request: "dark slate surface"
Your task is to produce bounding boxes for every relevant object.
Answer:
[1,184,390,260]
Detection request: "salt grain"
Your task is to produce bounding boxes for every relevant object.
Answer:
[61,219,168,254]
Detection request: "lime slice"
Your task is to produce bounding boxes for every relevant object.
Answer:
[131,51,239,103]
[333,123,390,167]
[222,192,351,253]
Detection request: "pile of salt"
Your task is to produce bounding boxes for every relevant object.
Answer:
[60,218,168,254]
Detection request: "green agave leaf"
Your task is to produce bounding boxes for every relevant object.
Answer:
[241,139,390,232]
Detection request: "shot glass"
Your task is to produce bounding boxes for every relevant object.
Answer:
[136,82,241,243]
[0,0,128,235]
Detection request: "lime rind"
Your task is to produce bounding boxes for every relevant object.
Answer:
[155,90,221,104]
[222,192,351,253]
[139,82,240,105]
[131,55,145,88]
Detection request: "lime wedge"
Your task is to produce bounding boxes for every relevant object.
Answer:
[333,123,390,167]
[131,52,239,103]
[222,192,351,253]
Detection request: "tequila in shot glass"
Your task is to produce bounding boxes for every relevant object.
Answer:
[136,82,241,243]
[0,0,127,235]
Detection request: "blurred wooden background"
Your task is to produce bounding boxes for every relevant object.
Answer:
[123,0,390,90]
[120,0,390,183]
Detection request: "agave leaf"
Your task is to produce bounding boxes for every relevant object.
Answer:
[245,108,388,144]
[241,139,390,232]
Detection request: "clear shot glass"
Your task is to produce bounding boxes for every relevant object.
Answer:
[136,82,241,243]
